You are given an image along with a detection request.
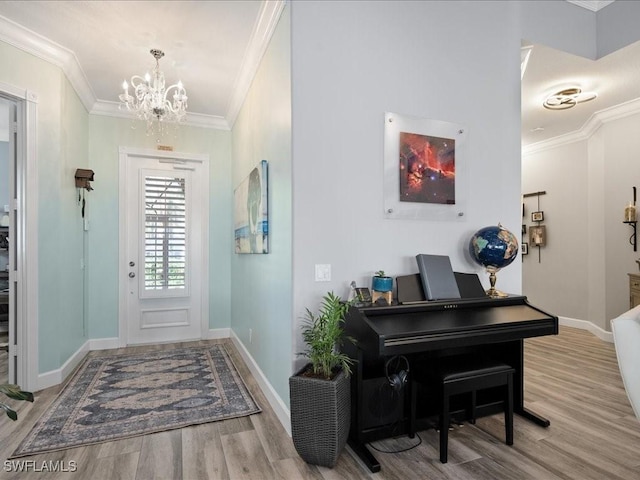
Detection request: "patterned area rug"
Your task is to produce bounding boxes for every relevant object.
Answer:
[11,344,261,457]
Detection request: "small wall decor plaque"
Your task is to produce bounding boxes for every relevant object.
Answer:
[531,211,544,222]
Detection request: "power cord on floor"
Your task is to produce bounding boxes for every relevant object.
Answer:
[367,432,422,454]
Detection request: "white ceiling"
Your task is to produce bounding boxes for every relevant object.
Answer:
[0,0,283,130]
[522,38,640,147]
[0,0,637,146]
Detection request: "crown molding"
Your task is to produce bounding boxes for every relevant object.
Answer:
[523,96,640,155]
[0,15,96,112]
[91,100,230,131]
[566,1,615,12]
[0,1,283,131]
[225,0,286,128]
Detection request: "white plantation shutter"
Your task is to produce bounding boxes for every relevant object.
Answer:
[143,175,187,293]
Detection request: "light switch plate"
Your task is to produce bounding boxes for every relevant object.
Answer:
[315,264,331,282]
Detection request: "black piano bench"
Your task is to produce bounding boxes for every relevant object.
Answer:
[409,356,515,464]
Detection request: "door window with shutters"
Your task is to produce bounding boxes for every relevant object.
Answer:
[140,172,189,298]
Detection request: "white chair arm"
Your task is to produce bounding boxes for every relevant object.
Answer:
[612,307,640,420]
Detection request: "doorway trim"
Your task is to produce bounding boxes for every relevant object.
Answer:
[118,146,210,347]
[0,81,38,392]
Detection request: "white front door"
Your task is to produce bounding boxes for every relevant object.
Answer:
[120,148,209,345]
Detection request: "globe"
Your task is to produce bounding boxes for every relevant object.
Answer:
[468,224,519,297]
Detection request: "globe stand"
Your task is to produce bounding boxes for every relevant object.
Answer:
[486,270,507,298]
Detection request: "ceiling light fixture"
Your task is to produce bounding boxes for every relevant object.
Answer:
[543,87,597,110]
[119,49,188,136]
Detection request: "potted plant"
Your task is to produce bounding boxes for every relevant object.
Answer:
[0,384,33,421]
[372,270,393,293]
[372,270,393,304]
[289,292,354,468]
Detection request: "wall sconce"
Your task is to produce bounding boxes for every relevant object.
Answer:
[624,187,637,252]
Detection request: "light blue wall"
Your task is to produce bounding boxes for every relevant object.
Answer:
[231,5,292,405]
[87,116,233,339]
[0,41,89,372]
[57,75,90,365]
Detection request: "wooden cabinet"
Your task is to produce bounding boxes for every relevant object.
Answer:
[629,273,640,309]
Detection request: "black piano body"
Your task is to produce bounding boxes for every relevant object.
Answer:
[342,295,558,472]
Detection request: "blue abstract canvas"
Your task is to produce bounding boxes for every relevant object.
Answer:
[234,160,268,254]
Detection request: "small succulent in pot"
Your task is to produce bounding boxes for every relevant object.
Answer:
[372,270,393,292]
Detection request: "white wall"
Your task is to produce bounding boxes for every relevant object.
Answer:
[523,110,640,331]
[290,1,583,372]
[601,112,640,322]
[520,0,640,333]
[522,141,590,321]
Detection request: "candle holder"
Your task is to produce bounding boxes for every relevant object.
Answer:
[624,187,637,252]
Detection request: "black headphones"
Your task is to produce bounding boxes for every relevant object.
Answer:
[385,355,410,392]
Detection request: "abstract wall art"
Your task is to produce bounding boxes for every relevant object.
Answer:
[234,160,268,254]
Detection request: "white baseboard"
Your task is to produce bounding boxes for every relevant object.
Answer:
[205,327,231,339]
[89,337,120,350]
[37,340,90,391]
[559,316,613,343]
[230,330,291,436]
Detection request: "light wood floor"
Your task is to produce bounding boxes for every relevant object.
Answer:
[0,327,638,479]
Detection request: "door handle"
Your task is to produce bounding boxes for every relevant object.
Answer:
[129,272,135,278]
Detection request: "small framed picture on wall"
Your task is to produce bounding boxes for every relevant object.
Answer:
[521,242,529,255]
[531,211,544,222]
[529,225,546,246]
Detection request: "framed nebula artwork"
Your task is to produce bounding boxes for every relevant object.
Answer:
[383,112,468,221]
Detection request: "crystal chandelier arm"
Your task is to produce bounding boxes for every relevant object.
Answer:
[130,74,148,86]
[163,82,188,116]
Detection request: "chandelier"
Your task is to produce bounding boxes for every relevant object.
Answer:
[119,49,188,135]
